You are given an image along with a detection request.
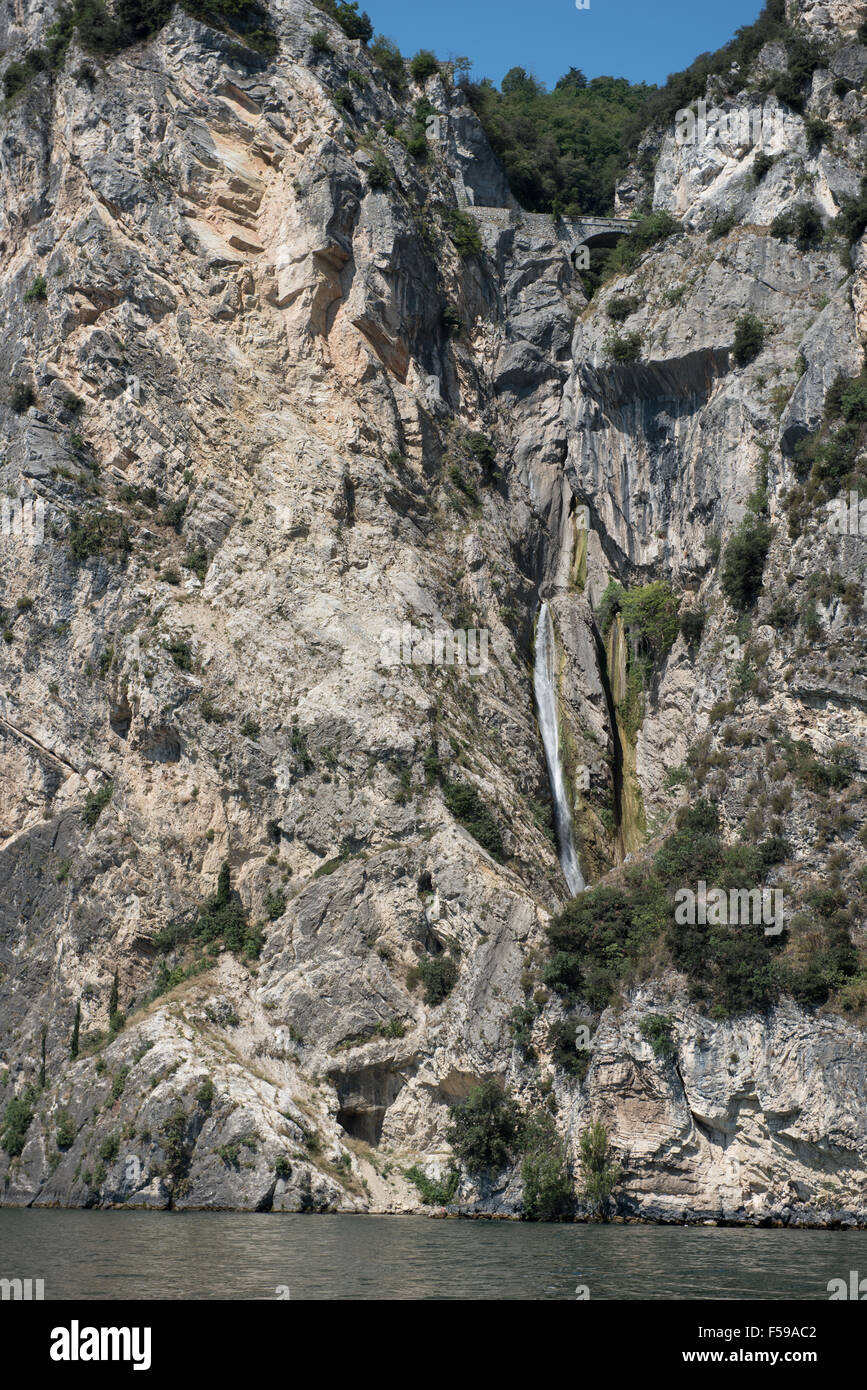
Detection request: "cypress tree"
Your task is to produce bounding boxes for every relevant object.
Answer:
[71,1001,80,1059]
[108,969,125,1038]
[39,1024,47,1089]
[216,861,231,907]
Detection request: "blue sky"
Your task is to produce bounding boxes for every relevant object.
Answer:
[363,0,767,89]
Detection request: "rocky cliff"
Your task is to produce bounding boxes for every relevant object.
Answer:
[0,0,865,1225]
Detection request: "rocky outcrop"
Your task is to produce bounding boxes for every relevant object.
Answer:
[0,0,865,1222]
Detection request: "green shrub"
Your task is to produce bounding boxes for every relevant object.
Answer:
[444,1084,577,1217]
[752,151,774,182]
[679,607,705,647]
[180,1,277,55]
[183,546,208,580]
[838,377,867,423]
[448,460,478,501]
[98,1131,119,1162]
[264,890,285,921]
[83,781,113,827]
[606,210,680,275]
[508,1002,538,1058]
[377,1018,405,1039]
[196,1077,214,1110]
[161,1108,191,1184]
[405,1164,460,1204]
[161,496,186,529]
[313,851,350,878]
[732,313,765,367]
[835,177,867,247]
[544,881,666,1009]
[663,811,794,1017]
[708,212,736,240]
[316,0,372,42]
[769,203,823,251]
[605,331,641,363]
[24,275,48,302]
[721,514,772,609]
[465,432,497,476]
[783,889,858,1006]
[109,1065,129,1102]
[447,209,483,257]
[547,1017,593,1079]
[772,32,823,113]
[1,1092,35,1156]
[670,914,782,1017]
[193,862,261,958]
[578,1121,620,1218]
[56,1110,76,1149]
[408,954,459,1006]
[370,35,405,87]
[804,116,833,148]
[10,382,35,413]
[620,580,679,662]
[403,117,428,160]
[165,637,193,670]
[594,579,678,740]
[3,60,32,99]
[766,593,797,629]
[594,578,622,633]
[542,800,807,1019]
[447,1079,520,1173]
[275,1153,292,1179]
[366,149,392,190]
[442,779,505,860]
[521,1110,574,1221]
[71,0,166,56]
[441,303,463,336]
[653,799,723,886]
[310,28,331,55]
[640,1013,675,1058]
[68,510,131,561]
[606,294,640,322]
[200,696,229,723]
[410,50,438,84]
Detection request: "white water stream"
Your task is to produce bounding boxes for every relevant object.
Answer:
[533,602,584,896]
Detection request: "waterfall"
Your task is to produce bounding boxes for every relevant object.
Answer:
[533,602,584,896]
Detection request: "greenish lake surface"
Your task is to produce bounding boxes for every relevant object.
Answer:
[2,1210,866,1299]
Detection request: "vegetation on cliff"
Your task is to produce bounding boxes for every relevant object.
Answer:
[461,67,653,218]
[543,800,862,1019]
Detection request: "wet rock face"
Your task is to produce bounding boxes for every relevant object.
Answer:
[0,2,865,1221]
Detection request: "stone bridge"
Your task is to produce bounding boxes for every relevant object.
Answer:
[562,215,636,248]
[463,205,635,250]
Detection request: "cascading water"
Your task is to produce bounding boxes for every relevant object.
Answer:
[533,602,584,896]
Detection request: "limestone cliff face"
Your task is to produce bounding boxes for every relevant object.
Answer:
[0,0,865,1223]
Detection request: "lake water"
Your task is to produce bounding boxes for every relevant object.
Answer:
[2,1210,865,1300]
